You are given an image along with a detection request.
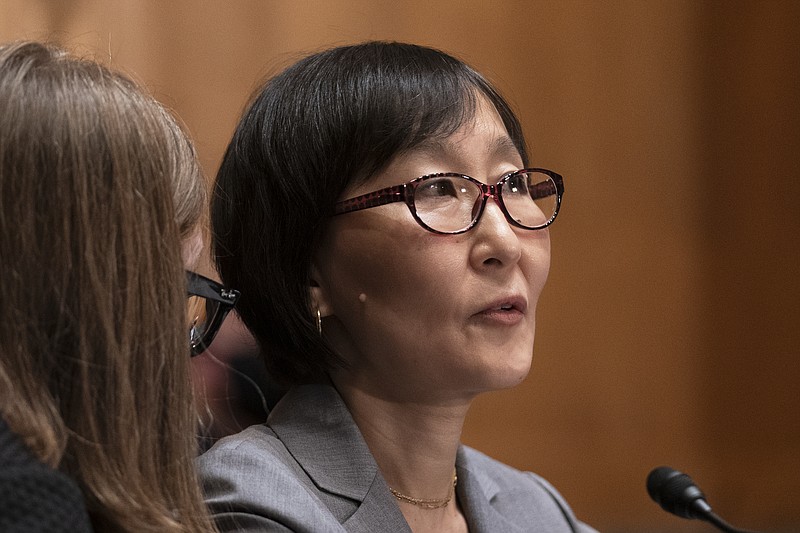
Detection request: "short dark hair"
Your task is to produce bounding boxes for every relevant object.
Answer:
[212,41,529,386]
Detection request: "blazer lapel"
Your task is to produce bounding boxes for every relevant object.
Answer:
[340,470,412,533]
[457,446,527,533]
[268,385,411,532]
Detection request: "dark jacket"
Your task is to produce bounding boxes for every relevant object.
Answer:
[0,418,92,533]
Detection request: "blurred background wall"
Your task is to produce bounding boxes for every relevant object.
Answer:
[2,1,798,531]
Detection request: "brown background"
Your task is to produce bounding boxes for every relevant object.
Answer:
[2,1,798,532]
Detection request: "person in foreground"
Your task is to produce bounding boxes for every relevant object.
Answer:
[0,41,229,532]
[198,41,597,533]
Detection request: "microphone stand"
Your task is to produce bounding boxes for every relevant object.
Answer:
[703,510,759,533]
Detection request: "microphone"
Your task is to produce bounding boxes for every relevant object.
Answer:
[646,466,760,533]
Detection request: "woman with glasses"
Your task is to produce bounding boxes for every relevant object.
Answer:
[199,41,595,533]
[0,41,230,532]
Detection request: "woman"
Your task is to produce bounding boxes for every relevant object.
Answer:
[199,41,596,532]
[0,41,227,532]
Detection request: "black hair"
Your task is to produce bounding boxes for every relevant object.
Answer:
[212,41,529,386]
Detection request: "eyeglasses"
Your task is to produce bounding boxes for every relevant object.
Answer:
[186,271,240,357]
[333,168,564,234]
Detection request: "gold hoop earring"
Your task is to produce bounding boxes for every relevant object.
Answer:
[316,307,322,336]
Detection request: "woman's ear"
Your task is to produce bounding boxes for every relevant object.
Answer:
[309,263,334,318]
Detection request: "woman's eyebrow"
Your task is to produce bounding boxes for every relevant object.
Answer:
[412,134,520,161]
[488,135,522,160]
[411,137,450,159]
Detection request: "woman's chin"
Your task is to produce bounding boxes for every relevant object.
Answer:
[469,352,534,394]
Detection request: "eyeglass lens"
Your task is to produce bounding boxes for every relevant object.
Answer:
[188,295,220,351]
[413,171,558,233]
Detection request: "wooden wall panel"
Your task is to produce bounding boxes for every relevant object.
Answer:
[698,2,800,531]
[2,1,798,531]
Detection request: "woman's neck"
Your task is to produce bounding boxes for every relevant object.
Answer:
[332,378,472,531]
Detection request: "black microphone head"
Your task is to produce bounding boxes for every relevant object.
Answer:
[647,466,712,520]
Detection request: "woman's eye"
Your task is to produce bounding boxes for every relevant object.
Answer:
[421,178,459,198]
[506,175,529,196]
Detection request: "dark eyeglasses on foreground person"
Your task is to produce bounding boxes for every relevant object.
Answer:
[186,271,240,356]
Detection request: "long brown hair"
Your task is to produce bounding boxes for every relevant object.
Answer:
[0,41,215,532]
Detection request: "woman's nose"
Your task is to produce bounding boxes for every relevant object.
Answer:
[468,199,523,269]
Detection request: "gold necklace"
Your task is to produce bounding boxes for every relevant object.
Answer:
[388,470,458,510]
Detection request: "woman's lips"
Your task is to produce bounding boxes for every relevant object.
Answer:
[472,296,527,325]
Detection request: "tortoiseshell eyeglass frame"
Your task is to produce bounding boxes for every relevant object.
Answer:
[333,168,564,235]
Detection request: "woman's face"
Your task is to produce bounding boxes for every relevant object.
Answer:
[314,97,551,402]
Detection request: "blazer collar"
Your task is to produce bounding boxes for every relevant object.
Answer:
[267,384,377,501]
[267,384,411,531]
[456,447,528,533]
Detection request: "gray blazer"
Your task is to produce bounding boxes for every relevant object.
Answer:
[197,384,598,532]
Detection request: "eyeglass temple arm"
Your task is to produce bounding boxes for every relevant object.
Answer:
[529,180,559,200]
[186,271,240,305]
[334,185,406,215]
